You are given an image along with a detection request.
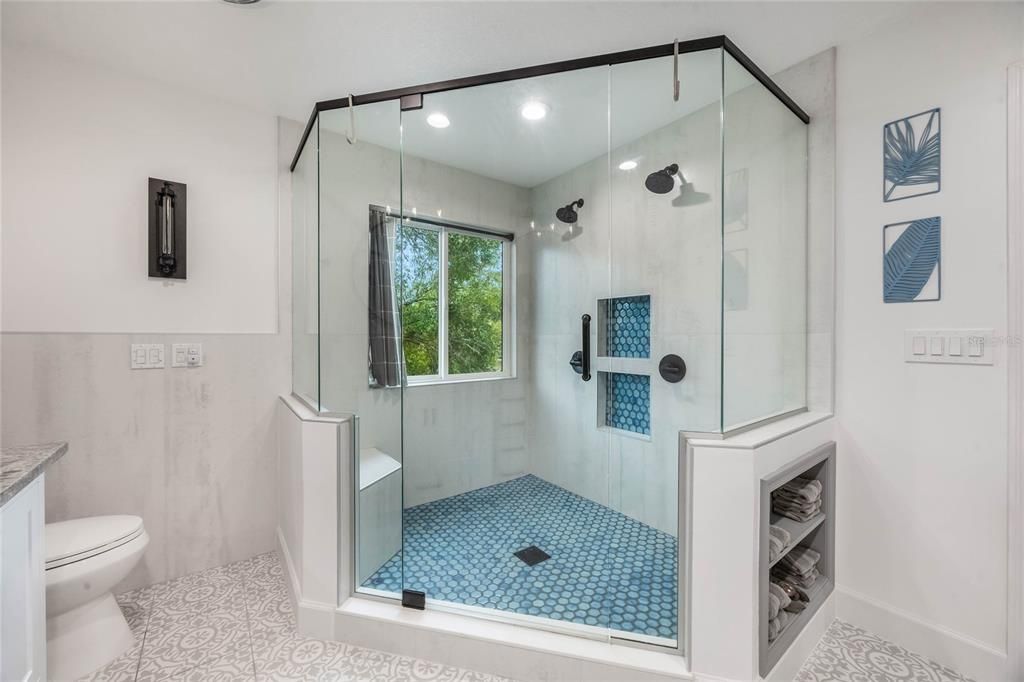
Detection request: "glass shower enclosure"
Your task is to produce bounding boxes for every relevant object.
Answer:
[291,37,808,654]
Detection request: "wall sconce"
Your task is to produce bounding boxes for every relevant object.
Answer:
[148,178,187,279]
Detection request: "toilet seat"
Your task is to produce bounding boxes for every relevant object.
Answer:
[45,515,145,570]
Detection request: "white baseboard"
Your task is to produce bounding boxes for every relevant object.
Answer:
[275,527,337,641]
[836,587,1008,681]
[275,527,301,614]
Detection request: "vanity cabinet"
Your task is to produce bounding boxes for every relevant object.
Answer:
[0,475,47,682]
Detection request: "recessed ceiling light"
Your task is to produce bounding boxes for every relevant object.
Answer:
[222,0,261,4]
[618,160,638,171]
[427,112,450,129]
[520,101,549,121]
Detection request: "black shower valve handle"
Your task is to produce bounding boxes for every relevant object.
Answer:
[659,354,686,383]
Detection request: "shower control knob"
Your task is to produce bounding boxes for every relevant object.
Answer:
[659,354,686,383]
[569,350,584,375]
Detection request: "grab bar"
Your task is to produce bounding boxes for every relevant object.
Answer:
[581,314,591,382]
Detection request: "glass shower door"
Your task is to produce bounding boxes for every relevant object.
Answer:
[397,66,617,634]
[317,100,406,602]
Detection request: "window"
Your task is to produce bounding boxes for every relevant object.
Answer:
[398,219,513,383]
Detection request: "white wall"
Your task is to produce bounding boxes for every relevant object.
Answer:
[1,43,277,334]
[834,4,1023,678]
[1,44,290,589]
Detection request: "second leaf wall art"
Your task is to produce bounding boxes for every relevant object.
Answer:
[883,216,942,303]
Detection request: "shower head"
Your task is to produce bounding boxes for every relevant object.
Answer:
[556,198,584,224]
[645,164,679,194]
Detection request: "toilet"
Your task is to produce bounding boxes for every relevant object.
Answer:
[45,515,149,681]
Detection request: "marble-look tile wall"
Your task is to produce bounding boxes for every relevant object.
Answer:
[1,332,289,591]
[720,54,809,430]
[525,49,834,535]
[313,106,534,508]
[526,54,723,536]
[774,49,837,415]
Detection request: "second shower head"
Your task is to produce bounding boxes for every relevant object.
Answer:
[645,164,679,194]
[556,198,584,224]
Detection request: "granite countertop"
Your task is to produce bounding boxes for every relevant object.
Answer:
[1,442,68,507]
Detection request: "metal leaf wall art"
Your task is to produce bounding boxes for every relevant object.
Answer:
[883,108,940,202]
[883,216,941,303]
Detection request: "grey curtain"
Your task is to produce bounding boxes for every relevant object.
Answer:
[368,207,403,388]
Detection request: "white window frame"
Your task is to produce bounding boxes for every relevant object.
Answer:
[403,219,515,386]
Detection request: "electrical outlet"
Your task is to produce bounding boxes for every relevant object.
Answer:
[172,343,203,368]
[131,344,165,369]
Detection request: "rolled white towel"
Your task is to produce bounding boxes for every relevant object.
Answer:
[768,581,791,612]
[768,524,792,562]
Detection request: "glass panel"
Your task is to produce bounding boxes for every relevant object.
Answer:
[606,47,724,648]
[398,224,440,378]
[722,53,808,431]
[447,232,503,375]
[291,120,319,407]
[399,65,614,633]
[316,101,405,598]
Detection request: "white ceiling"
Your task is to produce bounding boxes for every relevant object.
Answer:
[3,1,917,183]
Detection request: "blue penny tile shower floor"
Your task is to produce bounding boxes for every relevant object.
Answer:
[363,474,678,640]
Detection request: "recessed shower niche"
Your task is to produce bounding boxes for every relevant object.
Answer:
[290,36,809,655]
[598,295,652,359]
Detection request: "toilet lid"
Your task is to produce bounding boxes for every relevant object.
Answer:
[46,515,144,568]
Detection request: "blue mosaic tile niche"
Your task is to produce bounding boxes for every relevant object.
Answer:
[603,295,650,358]
[604,372,651,436]
[362,475,678,640]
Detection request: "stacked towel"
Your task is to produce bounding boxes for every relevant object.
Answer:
[776,579,808,614]
[771,546,822,589]
[767,609,791,642]
[768,582,790,619]
[766,580,794,642]
[767,524,792,563]
[772,477,823,522]
[767,577,812,642]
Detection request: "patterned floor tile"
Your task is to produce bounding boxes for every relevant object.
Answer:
[174,646,256,682]
[84,552,506,681]
[116,586,157,638]
[136,603,253,679]
[153,565,247,617]
[82,551,978,682]
[363,474,679,640]
[796,619,976,682]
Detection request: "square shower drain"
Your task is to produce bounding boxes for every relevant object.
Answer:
[514,546,550,566]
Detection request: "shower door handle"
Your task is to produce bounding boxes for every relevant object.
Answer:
[581,314,591,382]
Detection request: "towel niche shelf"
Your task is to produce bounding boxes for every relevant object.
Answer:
[768,511,826,569]
[759,442,836,677]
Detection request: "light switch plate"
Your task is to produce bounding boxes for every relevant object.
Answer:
[904,329,994,365]
[131,343,165,369]
[172,343,203,368]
